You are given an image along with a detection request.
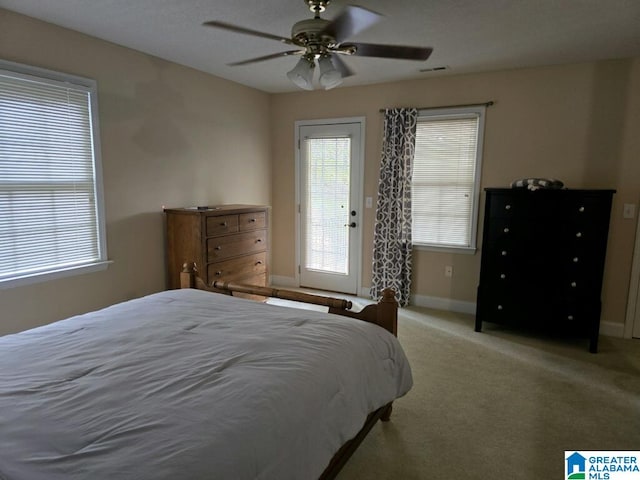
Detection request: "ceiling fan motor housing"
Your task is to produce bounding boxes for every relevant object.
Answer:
[291,18,334,52]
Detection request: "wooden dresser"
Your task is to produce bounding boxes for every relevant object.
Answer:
[164,205,269,290]
[475,188,615,352]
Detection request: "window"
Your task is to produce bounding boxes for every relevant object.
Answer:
[0,60,108,288]
[411,106,486,252]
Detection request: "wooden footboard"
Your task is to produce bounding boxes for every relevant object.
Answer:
[179,262,398,337]
[179,262,399,479]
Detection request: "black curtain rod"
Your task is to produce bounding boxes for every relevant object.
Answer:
[379,101,494,113]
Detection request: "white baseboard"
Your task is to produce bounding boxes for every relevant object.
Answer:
[599,321,624,338]
[358,286,372,298]
[360,285,476,315]
[410,293,477,315]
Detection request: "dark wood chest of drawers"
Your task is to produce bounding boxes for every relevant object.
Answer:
[475,188,615,352]
[164,205,269,290]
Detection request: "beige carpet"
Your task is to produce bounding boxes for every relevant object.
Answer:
[335,305,640,480]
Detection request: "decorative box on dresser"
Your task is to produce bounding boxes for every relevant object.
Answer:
[475,188,615,353]
[164,205,269,292]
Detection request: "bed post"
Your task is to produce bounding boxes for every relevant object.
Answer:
[180,262,195,289]
[378,288,398,337]
[377,289,397,422]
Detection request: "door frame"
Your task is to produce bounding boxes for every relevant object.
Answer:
[294,117,365,294]
[624,211,640,338]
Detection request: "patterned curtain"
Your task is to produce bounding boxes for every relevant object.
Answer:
[370,108,418,307]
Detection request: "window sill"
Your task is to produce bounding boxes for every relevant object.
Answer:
[412,244,477,255]
[0,261,113,290]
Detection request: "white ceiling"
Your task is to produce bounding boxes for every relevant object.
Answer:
[1,0,639,93]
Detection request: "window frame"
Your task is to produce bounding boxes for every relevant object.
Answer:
[0,59,109,289]
[411,105,486,254]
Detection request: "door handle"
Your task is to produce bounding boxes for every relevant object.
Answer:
[344,222,357,228]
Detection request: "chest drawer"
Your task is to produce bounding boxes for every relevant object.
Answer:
[562,194,612,221]
[207,215,239,236]
[208,252,267,283]
[207,230,267,261]
[239,211,267,231]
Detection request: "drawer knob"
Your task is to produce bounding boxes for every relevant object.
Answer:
[249,218,256,223]
[571,281,577,288]
[567,315,574,321]
[497,305,503,310]
[579,206,585,212]
[573,257,579,263]
[215,271,222,276]
[220,222,227,226]
[256,238,263,243]
[501,250,507,256]
[500,273,506,279]
[503,227,510,233]
[215,246,221,250]
[576,232,582,238]
[505,205,511,210]
[256,260,263,265]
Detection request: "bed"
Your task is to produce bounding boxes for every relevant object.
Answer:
[0,265,412,480]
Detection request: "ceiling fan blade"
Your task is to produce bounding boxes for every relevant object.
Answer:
[227,50,304,66]
[346,42,433,61]
[203,20,294,45]
[321,5,382,44]
[331,54,355,78]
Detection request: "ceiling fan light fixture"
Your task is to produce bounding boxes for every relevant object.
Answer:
[287,56,315,90]
[318,54,342,89]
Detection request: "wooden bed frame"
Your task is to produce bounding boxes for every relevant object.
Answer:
[179,263,399,480]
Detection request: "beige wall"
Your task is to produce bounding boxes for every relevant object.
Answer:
[270,58,640,328]
[1,7,638,335]
[0,9,272,335]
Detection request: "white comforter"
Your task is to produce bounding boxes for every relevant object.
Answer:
[0,289,412,480]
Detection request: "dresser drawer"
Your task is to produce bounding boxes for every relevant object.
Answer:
[485,220,527,246]
[239,211,267,231]
[206,215,239,236]
[476,296,517,325]
[551,297,600,333]
[488,195,521,218]
[207,230,267,261]
[241,273,267,287]
[563,194,613,221]
[208,252,267,283]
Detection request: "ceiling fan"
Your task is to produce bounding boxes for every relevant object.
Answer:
[203,0,433,90]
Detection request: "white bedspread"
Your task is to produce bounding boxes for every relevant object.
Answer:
[0,289,412,480]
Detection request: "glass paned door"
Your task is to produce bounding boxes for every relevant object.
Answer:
[305,136,350,274]
[299,122,362,294]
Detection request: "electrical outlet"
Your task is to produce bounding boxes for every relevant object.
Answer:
[623,203,636,219]
[445,266,453,278]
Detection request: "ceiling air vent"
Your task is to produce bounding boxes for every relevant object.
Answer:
[419,66,448,72]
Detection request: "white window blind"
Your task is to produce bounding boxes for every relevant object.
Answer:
[0,62,107,287]
[304,136,351,274]
[411,107,485,250]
